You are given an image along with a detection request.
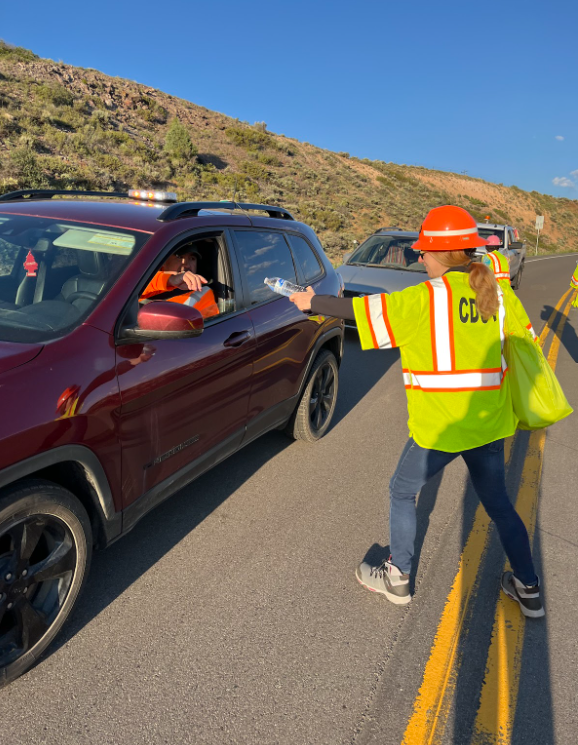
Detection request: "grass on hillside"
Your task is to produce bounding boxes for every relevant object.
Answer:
[1,41,577,261]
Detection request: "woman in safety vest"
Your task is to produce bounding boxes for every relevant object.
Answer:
[570,261,578,308]
[290,205,544,618]
[482,234,511,286]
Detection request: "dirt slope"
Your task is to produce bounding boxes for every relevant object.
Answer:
[1,43,576,260]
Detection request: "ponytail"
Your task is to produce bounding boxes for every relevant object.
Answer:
[434,250,499,320]
[466,260,499,320]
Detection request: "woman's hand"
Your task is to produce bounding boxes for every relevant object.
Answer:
[289,286,315,312]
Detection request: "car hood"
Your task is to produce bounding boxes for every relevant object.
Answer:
[337,263,428,294]
[0,341,43,375]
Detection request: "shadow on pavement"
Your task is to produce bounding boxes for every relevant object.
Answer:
[41,330,394,671]
[331,329,399,428]
[47,430,294,662]
[450,432,555,744]
[541,304,578,362]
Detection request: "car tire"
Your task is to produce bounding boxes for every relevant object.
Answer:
[287,349,339,443]
[511,260,524,290]
[0,480,92,688]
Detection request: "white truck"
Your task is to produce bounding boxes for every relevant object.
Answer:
[476,222,526,290]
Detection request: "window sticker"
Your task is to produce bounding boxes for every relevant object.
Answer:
[88,234,134,249]
[53,228,135,255]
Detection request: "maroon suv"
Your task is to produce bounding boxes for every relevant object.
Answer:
[0,190,344,686]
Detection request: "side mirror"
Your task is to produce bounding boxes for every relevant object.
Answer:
[509,241,524,250]
[124,301,204,341]
[342,251,353,264]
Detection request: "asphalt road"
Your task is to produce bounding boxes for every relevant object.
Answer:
[3,255,578,745]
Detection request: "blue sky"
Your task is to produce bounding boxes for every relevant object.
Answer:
[1,0,577,198]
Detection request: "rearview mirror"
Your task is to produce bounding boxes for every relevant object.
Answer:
[124,301,204,340]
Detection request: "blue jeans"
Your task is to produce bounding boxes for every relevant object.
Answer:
[389,438,537,585]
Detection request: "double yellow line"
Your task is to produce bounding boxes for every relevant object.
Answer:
[401,287,576,745]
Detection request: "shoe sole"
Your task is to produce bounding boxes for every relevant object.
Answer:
[501,576,545,618]
[355,568,411,605]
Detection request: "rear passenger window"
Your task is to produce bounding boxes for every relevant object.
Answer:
[287,234,323,284]
[234,230,296,304]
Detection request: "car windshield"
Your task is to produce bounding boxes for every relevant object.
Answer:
[348,235,425,272]
[478,228,505,246]
[0,214,149,343]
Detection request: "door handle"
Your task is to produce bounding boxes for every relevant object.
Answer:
[224,331,252,348]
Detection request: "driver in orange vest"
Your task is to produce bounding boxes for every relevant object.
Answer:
[141,246,219,319]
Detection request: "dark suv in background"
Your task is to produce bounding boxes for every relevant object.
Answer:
[0,189,344,686]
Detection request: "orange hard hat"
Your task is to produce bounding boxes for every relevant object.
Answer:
[412,205,488,252]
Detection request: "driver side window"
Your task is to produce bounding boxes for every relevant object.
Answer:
[141,234,236,321]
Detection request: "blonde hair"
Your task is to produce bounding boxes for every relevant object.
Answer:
[435,251,499,320]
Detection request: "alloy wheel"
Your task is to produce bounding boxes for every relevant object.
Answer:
[0,515,77,669]
[309,360,336,434]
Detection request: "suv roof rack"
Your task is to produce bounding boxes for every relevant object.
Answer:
[0,189,178,204]
[374,226,403,233]
[0,189,131,202]
[157,201,294,222]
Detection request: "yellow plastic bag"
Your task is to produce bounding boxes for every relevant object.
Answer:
[504,300,573,430]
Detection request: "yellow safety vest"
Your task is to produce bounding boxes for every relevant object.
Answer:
[570,263,578,290]
[353,271,535,452]
[482,250,511,285]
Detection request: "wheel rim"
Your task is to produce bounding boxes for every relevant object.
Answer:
[0,515,77,668]
[308,361,336,433]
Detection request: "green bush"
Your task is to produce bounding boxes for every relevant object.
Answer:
[36,83,74,108]
[0,43,38,62]
[138,96,169,124]
[256,153,281,167]
[466,195,488,207]
[9,147,45,187]
[239,160,269,180]
[91,108,111,126]
[225,125,278,152]
[164,117,197,165]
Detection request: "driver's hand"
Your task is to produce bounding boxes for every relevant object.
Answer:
[168,272,208,293]
[289,286,315,312]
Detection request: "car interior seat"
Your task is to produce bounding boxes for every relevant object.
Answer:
[58,250,110,313]
[0,238,55,310]
[192,237,234,315]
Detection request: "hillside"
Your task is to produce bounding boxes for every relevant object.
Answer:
[1,42,577,261]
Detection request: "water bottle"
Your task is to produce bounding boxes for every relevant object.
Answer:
[264,277,307,297]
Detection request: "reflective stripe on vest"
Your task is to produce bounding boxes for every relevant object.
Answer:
[183,285,211,307]
[403,369,503,391]
[487,251,510,282]
[173,286,219,318]
[362,294,397,349]
[358,278,507,391]
[410,277,507,391]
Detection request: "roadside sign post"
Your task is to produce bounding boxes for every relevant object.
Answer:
[535,215,544,255]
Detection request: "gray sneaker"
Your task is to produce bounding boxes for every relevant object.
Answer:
[501,571,545,618]
[356,557,411,605]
